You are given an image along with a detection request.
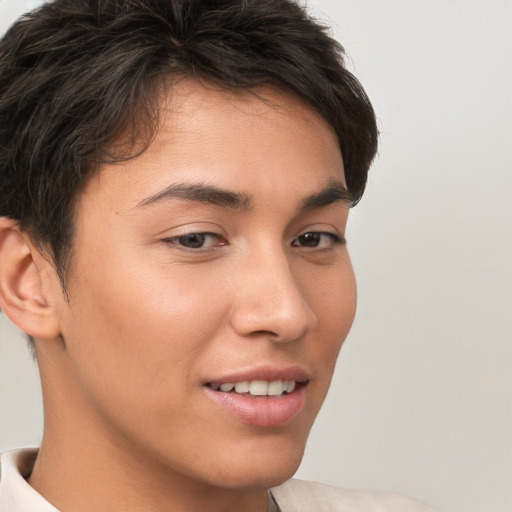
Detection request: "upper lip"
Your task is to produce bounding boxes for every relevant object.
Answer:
[205,365,310,387]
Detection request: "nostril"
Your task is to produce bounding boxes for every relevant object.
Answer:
[252,329,279,338]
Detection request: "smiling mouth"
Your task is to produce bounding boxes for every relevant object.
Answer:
[204,374,309,426]
[207,379,308,397]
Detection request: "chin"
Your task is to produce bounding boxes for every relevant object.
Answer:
[204,436,306,491]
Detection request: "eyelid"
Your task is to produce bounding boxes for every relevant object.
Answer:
[297,222,345,238]
[161,231,228,252]
[291,230,345,248]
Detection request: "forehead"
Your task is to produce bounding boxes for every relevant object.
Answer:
[155,79,340,163]
[161,79,330,132]
[82,79,344,211]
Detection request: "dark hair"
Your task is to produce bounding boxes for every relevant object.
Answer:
[0,0,378,286]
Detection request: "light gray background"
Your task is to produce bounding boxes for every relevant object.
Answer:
[0,1,511,511]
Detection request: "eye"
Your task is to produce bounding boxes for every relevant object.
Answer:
[163,232,227,250]
[292,232,343,249]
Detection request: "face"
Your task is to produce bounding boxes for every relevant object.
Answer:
[46,80,356,491]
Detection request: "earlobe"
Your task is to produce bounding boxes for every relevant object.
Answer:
[0,217,61,339]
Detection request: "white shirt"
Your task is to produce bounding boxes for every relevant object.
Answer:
[0,449,433,512]
[0,450,58,512]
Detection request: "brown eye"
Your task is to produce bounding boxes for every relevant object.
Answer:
[176,233,208,248]
[164,232,227,250]
[297,233,321,247]
[292,232,343,249]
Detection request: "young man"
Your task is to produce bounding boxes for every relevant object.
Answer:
[0,1,431,510]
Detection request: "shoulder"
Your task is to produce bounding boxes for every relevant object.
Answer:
[270,479,433,512]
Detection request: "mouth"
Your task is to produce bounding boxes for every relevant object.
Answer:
[203,368,309,427]
[207,379,305,397]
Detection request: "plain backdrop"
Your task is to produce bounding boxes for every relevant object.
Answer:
[0,1,511,511]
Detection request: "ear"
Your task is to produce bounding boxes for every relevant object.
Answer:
[0,217,61,339]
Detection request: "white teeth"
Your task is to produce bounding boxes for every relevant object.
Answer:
[212,379,298,396]
[249,380,268,396]
[234,381,250,393]
[286,380,296,393]
[268,380,285,396]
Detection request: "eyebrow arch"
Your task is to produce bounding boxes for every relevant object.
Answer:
[137,183,251,211]
[300,180,353,210]
[137,179,351,212]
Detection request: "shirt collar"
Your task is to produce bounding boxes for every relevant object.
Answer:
[0,449,60,512]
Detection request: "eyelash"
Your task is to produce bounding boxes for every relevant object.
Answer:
[292,232,344,249]
[162,232,226,251]
[163,231,344,251]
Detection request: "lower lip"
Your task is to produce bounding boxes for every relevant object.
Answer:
[204,385,306,428]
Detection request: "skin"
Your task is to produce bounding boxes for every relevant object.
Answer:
[1,80,357,512]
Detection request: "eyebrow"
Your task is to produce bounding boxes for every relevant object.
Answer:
[300,180,353,210]
[137,183,251,211]
[137,179,352,211]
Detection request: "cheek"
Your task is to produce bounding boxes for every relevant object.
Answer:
[306,253,357,333]
[61,253,230,411]
[303,257,357,382]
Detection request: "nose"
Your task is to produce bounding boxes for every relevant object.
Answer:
[229,248,317,342]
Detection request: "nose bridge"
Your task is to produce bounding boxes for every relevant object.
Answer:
[230,242,317,341]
